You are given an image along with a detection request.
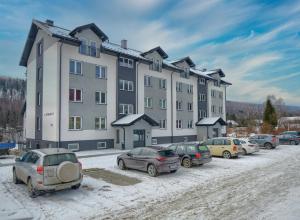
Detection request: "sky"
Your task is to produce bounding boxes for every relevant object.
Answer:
[0,0,300,105]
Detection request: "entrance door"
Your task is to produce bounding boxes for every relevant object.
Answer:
[213,128,219,138]
[133,129,145,148]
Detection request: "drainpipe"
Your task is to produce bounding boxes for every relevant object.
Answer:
[58,40,64,148]
[136,61,139,113]
[171,71,175,143]
[122,127,125,150]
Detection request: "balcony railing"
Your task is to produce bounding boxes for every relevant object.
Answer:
[79,44,100,58]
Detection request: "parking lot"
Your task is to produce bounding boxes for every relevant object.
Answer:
[1,145,300,219]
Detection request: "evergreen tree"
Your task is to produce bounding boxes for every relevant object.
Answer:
[263,99,277,129]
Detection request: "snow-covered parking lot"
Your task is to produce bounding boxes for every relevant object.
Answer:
[1,145,300,220]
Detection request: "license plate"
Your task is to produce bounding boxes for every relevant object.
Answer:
[170,165,177,169]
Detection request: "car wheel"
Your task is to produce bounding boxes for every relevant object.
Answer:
[290,141,296,145]
[264,143,272,149]
[13,169,21,184]
[170,170,177,173]
[242,148,247,155]
[182,158,192,168]
[223,151,231,159]
[147,164,158,177]
[118,159,126,170]
[71,184,81,190]
[27,178,38,198]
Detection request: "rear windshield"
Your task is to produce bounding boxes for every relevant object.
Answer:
[43,153,77,166]
[158,150,176,157]
[239,140,246,144]
[233,139,241,145]
[198,145,209,151]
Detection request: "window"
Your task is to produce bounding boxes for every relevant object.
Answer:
[159,99,167,109]
[144,97,153,108]
[97,142,107,149]
[219,92,223,99]
[152,139,158,145]
[176,82,183,92]
[69,116,82,130]
[119,104,134,115]
[176,120,182,129]
[187,120,193,129]
[212,105,216,113]
[177,145,185,154]
[116,129,120,144]
[144,75,152,87]
[219,106,223,114]
[150,59,162,72]
[187,84,193,93]
[159,79,166,89]
[37,67,42,81]
[199,94,206,101]
[199,78,206,85]
[38,42,43,56]
[159,120,166,129]
[119,80,134,91]
[187,102,193,111]
[68,143,79,151]
[37,92,41,106]
[214,80,220,87]
[95,117,106,129]
[211,90,216,97]
[69,60,82,75]
[120,57,133,68]
[176,101,183,111]
[90,41,97,57]
[36,117,41,131]
[199,110,207,118]
[95,91,106,104]
[69,89,82,102]
[96,65,106,79]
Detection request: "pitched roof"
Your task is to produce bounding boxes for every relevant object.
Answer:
[206,69,225,77]
[171,56,195,67]
[141,46,168,59]
[189,68,214,79]
[196,117,227,126]
[69,23,108,41]
[111,114,159,126]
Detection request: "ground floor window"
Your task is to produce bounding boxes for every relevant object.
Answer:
[97,142,107,149]
[69,116,82,130]
[68,143,79,151]
[95,117,106,129]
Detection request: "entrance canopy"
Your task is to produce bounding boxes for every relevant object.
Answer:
[196,117,227,126]
[111,114,159,127]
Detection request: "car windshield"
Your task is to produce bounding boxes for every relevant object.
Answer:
[43,153,77,166]
[158,150,176,157]
[233,139,241,145]
[198,145,209,151]
[240,140,246,144]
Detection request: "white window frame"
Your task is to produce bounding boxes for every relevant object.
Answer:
[159,99,167,109]
[96,65,107,79]
[128,81,134,91]
[176,82,183,92]
[176,100,183,111]
[120,80,134,91]
[187,120,193,129]
[187,84,193,94]
[69,116,82,130]
[120,57,133,68]
[152,139,158,145]
[176,120,183,129]
[119,104,134,115]
[159,79,166,89]
[68,143,79,151]
[159,119,167,129]
[199,94,206,101]
[95,91,106,104]
[97,142,107,149]
[219,92,223,99]
[69,88,82,102]
[188,102,193,111]
[69,59,82,75]
[144,97,153,108]
[144,75,152,87]
[199,78,206,85]
[95,117,107,130]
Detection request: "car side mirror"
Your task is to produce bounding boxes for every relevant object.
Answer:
[15,157,21,162]
[127,152,132,157]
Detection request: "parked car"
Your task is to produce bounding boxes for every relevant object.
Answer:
[168,142,212,168]
[248,134,278,149]
[277,134,299,145]
[238,139,260,155]
[13,148,83,197]
[205,137,243,159]
[117,146,180,177]
[280,131,300,143]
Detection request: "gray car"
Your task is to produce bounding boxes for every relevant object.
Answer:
[249,134,279,149]
[117,146,180,177]
[13,148,83,197]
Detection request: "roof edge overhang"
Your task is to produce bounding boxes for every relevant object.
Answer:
[69,23,109,41]
[141,46,168,59]
[111,114,159,127]
[196,117,227,126]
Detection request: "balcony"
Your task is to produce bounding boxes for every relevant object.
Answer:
[79,44,100,58]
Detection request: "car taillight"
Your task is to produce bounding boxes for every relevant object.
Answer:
[233,146,237,151]
[195,153,201,159]
[37,165,44,175]
[248,144,255,147]
[156,157,166,162]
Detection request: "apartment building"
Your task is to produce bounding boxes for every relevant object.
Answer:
[20,19,231,150]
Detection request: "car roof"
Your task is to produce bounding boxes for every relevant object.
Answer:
[32,148,74,155]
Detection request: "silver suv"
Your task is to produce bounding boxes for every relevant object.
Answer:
[13,148,83,197]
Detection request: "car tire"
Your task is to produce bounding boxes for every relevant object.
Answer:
[182,158,192,168]
[222,151,231,159]
[242,148,247,155]
[13,169,21,184]
[147,164,158,177]
[27,178,38,198]
[170,170,177,173]
[71,184,81,190]
[290,141,296,145]
[118,159,126,170]
[264,143,272,149]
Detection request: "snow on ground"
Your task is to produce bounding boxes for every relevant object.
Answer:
[0,145,299,219]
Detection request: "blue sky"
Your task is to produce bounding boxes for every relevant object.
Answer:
[0,0,300,105]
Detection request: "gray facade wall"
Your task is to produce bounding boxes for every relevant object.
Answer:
[117,56,136,119]
[69,61,107,130]
[176,82,193,128]
[211,89,224,117]
[144,76,167,123]
[198,76,208,120]
[152,135,197,144]
[35,39,43,144]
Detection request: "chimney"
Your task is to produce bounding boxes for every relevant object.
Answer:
[121,39,127,49]
[45,19,54,26]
